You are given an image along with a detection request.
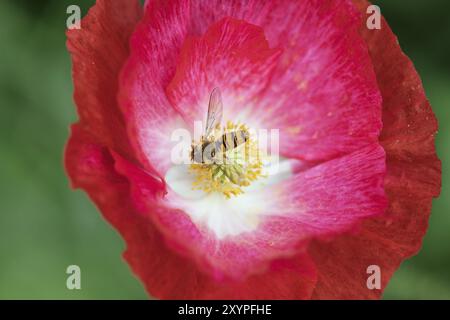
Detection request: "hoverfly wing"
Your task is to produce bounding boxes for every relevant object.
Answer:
[204,87,223,138]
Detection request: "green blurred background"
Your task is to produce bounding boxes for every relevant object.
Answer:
[0,0,448,299]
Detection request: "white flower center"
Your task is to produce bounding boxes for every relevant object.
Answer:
[165,154,293,239]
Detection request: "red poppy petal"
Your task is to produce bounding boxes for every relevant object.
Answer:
[255,0,382,161]
[66,0,142,156]
[118,0,192,176]
[182,0,382,162]
[113,142,385,281]
[309,0,442,299]
[66,0,441,300]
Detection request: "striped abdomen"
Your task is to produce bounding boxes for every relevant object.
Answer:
[191,130,249,164]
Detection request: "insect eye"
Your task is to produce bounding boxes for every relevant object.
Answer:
[211,149,215,157]
[234,135,238,144]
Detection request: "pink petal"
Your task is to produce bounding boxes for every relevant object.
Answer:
[119,0,192,176]
[186,0,383,161]
[115,143,386,281]
[166,18,281,131]
[309,0,442,299]
[132,0,383,173]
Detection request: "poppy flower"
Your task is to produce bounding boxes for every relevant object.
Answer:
[65,0,441,299]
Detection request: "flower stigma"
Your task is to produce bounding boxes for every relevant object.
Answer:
[189,121,265,198]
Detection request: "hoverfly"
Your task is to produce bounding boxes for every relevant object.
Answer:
[190,88,249,165]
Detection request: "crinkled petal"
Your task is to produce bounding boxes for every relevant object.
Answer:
[66,0,142,155]
[184,0,382,161]
[66,125,317,299]
[309,0,442,299]
[115,143,386,281]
